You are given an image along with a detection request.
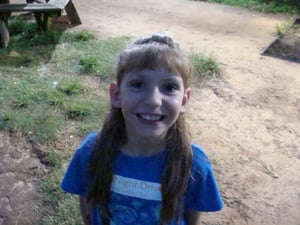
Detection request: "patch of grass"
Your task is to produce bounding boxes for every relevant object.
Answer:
[8,16,29,35]
[38,169,65,205]
[196,0,300,13]
[64,30,96,42]
[189,52,221,79]
[0,73,64,143]
[64,101,93,120]
[45,150,70,168]
[79,55,99,74]
[57,79,85,96]
[43,34,131,80]
[75,99,108,136]
[40,194,82,225]
[37,160,82,225]
[37,147,83,224]
[0,105,63,143]
[275,20,293,35]
[76,36,131,79]
[7,17,62,51]
[47,89,66,106]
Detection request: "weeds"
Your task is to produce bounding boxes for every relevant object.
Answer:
[197,0,300,13]
[79,55,99,74]
[276,20,293,36]
[57,79,85,96]
[64,30,96,42]
[64,101,93,120]
[40,194,82,225]
[38,160,82,225]
[189,52,221,79]
[258,159,279,179]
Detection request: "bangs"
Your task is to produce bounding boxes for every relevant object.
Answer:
[117,44,192,87]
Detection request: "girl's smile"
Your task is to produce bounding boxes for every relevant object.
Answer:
[110,68,190,155]
[137,113,165,122]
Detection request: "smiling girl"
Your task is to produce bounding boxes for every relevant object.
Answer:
[61,33,223,225]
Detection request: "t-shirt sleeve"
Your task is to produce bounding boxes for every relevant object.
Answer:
[60,132,97,195]
[184,144,224,212]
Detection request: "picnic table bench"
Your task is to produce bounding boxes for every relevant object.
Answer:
[0,0,81,48]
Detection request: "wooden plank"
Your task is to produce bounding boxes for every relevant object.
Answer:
[48,0,81,25]
[64,1,81,25]
[0,3,60,13]
[48,0,69,9]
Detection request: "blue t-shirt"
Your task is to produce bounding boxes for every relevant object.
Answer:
[61,132,223,225]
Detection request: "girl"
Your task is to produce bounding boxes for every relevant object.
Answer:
[61,33,223,225]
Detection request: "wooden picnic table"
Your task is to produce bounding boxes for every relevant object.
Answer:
[0,0,81,48]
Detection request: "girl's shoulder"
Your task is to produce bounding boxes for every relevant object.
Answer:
[186,144,224,211]
[75,131,98,158]
[190,143,213,174]
[191,143,210,162]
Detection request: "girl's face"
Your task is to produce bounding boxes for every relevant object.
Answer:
[110,68,190,145]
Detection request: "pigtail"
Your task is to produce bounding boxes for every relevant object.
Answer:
[86,108,126,224]
[160,115,192,225]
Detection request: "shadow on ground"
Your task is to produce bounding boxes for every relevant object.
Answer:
[0,13,76,66]
[262,18,300,63]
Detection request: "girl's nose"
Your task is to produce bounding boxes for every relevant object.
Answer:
[144,87,162,107]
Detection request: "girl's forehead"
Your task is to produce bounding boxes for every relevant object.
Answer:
[124,68,182,79]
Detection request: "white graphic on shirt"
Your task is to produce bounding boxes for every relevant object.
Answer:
[111,175,162,201]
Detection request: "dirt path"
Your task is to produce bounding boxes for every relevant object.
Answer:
[72,0,300,224]
[1,0,299,224]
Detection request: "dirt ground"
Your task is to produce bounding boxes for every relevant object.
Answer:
[1,0,300,224]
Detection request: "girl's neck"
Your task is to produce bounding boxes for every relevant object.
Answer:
[121,138,166,157]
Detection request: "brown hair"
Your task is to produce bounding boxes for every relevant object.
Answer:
[87,33,193,225]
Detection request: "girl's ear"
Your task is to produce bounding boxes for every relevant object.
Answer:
[180,87,191,113]
[110,81,121,108]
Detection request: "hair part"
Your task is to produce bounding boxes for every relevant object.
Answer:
[87,33,193,225]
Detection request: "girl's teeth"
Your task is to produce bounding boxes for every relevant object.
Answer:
[141,115,161,121]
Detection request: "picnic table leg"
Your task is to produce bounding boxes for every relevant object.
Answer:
[0,0,10,48]
[0,0,11,27]
[0,19,10,48]
[34,12,43,30]
[43,13,49,31]
[34,12,50,31]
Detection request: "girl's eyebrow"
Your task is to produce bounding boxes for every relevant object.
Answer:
[126,70,182,83]
[161,75,183,83]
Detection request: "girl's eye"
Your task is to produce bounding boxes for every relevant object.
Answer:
[163,83,179,93]
[130,81,144,89]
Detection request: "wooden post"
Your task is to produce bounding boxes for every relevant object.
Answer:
[0,19,9,48]
[0,0,10,47]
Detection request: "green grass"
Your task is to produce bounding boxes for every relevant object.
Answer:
[0,15,221,224]
[37,150,83,225]
[189,52,221,79]
[0,16,128,145]
[275,19,293,35]
[195,0,300,13]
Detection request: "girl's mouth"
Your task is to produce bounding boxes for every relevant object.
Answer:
[137,113,164,122]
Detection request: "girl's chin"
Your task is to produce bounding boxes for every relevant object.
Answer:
[131,131,167,141]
